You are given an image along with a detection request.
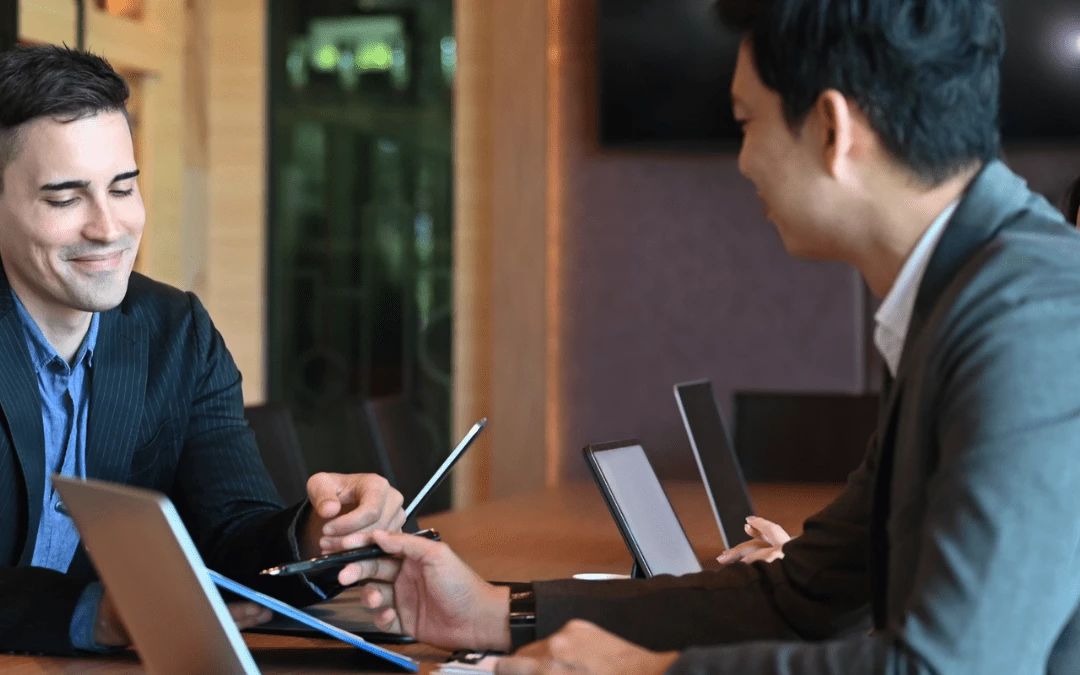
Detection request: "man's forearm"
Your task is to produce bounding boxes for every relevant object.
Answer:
[531,565,800,652]
[198,502,331,607]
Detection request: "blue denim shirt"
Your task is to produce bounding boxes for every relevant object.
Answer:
[12,292,105,651]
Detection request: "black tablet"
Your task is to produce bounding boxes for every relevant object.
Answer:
[674,379,754,548]
[583,441,702,577]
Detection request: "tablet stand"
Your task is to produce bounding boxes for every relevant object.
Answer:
[630,561,647,579]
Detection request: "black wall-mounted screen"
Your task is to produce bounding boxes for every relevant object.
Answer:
[598,0,741,149]
[598,0,1080,149]
[999,0,1080,140]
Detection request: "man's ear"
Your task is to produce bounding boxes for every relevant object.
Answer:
[816,89,856,179]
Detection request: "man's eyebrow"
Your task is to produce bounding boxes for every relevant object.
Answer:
[40,179,88,191]
[39,169,140,192]
[111,169,140,184]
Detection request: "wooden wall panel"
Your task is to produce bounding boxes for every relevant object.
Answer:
[451,0,496,507]
[131,1,184,288]
[453,0,561,504]
[545,0,567,487]
[488,0,551,499]
[204,0,266,404]
[181,0,209,297]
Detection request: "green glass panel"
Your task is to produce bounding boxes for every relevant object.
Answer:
[268,1,454,515]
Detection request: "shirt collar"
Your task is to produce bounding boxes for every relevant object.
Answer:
[10,290,100,373]
[873,199,960,375]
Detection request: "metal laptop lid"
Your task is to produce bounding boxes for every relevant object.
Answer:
[54,476,258,675]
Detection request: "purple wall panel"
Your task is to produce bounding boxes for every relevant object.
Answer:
[555,148,1080,481]
[557,154,860,480]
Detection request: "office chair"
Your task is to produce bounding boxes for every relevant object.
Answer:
[733,391,878,483]
[347,395,445,527]
[244,402,310,505]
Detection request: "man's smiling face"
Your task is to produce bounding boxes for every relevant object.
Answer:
[0,111,144,314]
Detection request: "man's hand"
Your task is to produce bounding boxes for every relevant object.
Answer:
[94,591,271,647]
[496,620,679,675]
[343,530,512,652]
[300,473,406,559]
[715,516,791,565]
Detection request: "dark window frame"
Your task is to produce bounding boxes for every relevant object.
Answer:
[0,0,17,52]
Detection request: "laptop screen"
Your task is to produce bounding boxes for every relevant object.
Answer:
[675,380,754,548]
[585,443,702,577]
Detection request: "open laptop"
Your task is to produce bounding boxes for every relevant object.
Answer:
[53,476,418,675]
[674,379,754,549]
[583,440,703,577]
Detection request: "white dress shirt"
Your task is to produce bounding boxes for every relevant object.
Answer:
[873,200,960,376]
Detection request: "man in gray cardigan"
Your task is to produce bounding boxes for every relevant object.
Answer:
[342,0,1080,673]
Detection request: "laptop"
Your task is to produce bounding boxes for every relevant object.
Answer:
[674,379,754,548]
[53,476,418,674]
[583,440,703,577]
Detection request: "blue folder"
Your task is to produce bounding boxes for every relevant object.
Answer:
[208,570,419,672]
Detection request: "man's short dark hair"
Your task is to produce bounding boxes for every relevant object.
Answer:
[0,45,130,193]
[716,0,1005,186]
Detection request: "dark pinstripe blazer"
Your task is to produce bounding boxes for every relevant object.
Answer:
[0,267,322,655]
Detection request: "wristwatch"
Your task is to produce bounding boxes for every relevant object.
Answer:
[506,582,537,649]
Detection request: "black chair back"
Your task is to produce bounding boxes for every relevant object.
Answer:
[347,395,444,526]
[244,402,310,505]
[733,392,878,483]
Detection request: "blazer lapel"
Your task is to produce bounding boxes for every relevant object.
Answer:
[0,278,47,567]
[86,307,148,483]
[866,160,1045,623]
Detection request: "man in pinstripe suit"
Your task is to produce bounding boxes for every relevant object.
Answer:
[0,46,407,655]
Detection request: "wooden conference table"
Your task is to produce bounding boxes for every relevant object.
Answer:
[0,480,843,674]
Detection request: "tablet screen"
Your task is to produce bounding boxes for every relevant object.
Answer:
[587,443,702,577]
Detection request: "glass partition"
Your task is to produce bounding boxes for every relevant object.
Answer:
[267,0,454,513]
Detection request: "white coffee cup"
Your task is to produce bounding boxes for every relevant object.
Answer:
[571,573,631,581]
